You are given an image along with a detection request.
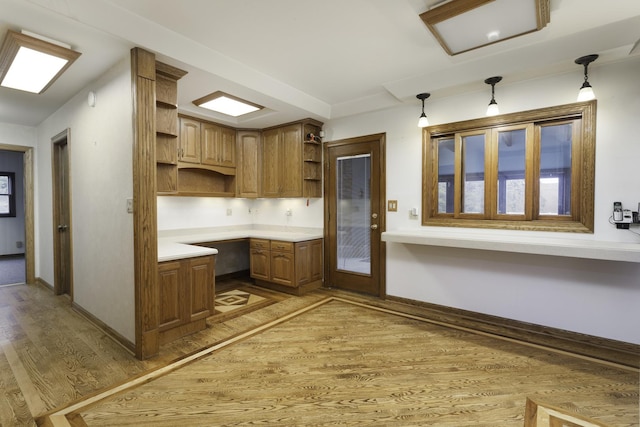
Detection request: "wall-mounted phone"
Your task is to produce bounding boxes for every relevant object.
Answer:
[613,201,622,221]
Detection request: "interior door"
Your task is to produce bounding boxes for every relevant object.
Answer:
[52,130,72,297]
[325,133,385,297]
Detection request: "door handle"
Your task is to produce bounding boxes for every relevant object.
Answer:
[370,224,378,230]
[57,224,68,232]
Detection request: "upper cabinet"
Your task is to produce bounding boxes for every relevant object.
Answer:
[157,112,322,198]
[261,119,323,198]
[176,115,237,197]
[236,130,261,198]
[178,116,236,170]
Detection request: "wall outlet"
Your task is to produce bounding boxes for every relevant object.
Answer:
[286,208,292,216]
[16,241,23,249]
[126,198,133,214]
[226,208,232,216]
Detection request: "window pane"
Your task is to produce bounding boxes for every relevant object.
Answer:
[497,129,526,214]
[462,134,485,214]
[437,138,454,213]
[540,124,572,215]
[0,195,8,214]
[0,176,9,195]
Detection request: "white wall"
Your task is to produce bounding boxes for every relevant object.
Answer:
[36,57,135,342]
[157,196,324,230]
[324,57,640,345]
[0,150,25,255]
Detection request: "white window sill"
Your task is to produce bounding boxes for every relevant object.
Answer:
[381,230,640,263]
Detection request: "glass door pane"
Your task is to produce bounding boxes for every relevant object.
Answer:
[336,154,371,275]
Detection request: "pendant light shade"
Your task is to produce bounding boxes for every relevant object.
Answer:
[484,76,502,116]
[575,54,598,102]
[416,93,430,127]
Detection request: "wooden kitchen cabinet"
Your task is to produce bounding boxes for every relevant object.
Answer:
[261,119,323,198]
[157,254,215,345]
[202,122,236,167]
[236,130,261,198]
[178,117,202,164]
[179,116,236,168]
[176,115,237,197]
[250,238,323,295]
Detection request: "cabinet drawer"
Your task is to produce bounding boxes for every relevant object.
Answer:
[270,240,293,253]
[250,238,270,250]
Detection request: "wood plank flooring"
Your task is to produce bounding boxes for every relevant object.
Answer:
[0,280,638,426]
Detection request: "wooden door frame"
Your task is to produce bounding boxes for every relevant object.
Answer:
[51,129,74,298]
[323,133,386,297]
[0,144,35,285]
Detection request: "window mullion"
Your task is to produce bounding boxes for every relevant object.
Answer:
[453,133,463,217]
[525,123,536,220]
[487,129,498,219]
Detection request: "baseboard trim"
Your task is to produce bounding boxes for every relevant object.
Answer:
[71,302,136,355]
[36,277,53,290]
[386,295,639,369]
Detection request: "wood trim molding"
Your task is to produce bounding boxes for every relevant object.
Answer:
[386,295,639,369]
[72,301,136,354]
[131,47,159,360]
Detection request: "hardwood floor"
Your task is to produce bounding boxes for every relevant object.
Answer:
[0,280,637,426]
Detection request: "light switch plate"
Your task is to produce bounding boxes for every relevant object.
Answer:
[388,200,398,212]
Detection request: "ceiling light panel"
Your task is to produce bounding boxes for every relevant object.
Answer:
[0,30,81,94]
[193,91,263,117]
[420,0,550,56]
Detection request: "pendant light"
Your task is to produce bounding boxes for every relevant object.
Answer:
[575,54,598,102]
[484,76,502,116]
[416,93,430,127]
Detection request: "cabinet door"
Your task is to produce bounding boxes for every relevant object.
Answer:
[219,126,236,167]
[279,124,303,197]
[179,117,201,164]
[201,122,220,166]
[261,128,280,197]
[250,248,270,281]
[236,131,260,198]
[188,256,214,322]
[309,239,323,282]
[158,260,185,331]
[271,251,295,287]
[295,241,311,286]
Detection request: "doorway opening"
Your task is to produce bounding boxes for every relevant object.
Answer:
[0,145,35,286]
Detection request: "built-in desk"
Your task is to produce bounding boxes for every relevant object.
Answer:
[382,229,640,263]
[158,226,324,295]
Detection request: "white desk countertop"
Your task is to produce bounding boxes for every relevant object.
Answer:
[381,229,640,263]
[157,226,323,262]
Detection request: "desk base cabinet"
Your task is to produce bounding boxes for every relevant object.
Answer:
[250,238,322,295]
[158,255,215,344]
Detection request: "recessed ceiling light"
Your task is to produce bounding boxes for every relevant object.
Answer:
[0,29,81,94]
[193,91,263,117]
[419,0,550,56]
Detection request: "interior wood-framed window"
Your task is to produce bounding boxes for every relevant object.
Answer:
[0,171,16,218]
[422,101,596,233]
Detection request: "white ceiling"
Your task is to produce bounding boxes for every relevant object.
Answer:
[1,0,640,129]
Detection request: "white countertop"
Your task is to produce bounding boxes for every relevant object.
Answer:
[382,229,640,263]
[158,226,323,262]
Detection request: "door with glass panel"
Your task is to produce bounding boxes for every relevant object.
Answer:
[325,134,385,297]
